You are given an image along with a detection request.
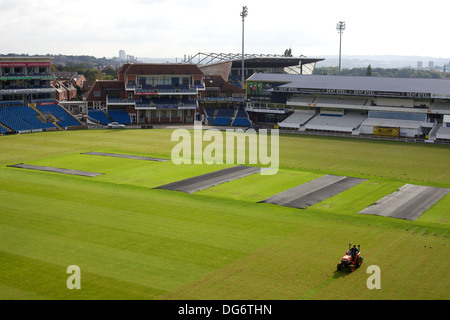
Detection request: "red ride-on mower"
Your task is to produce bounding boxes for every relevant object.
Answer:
[337,243,363,273]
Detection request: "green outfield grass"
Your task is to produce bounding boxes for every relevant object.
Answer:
[0,129,449,300]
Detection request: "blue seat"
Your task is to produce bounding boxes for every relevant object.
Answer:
[232,118,251,127]
[38,104,82,128]
[212,117,231,126]
[88,110,111,125]
[108,109,131,125]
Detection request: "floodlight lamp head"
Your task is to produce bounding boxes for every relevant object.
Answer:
[241,6,248,18]
[337,21,346,33]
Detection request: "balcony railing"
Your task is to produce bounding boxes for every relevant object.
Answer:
[126,84,202,95]
[0,74,55,81]
[0,87,55,95]
[106,97,136,105]
[134,99,198,110]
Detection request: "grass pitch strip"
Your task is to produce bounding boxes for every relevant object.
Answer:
[6,163,104,177]
[155,165,261,194]
[359,184,450,220]
[259,174,367,209]
[82,152,169,162]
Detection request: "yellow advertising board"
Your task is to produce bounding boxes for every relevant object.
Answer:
[374,126,399,137]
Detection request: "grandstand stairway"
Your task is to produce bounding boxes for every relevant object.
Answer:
[29,103,63,130]
[231,109,251,127]
[36,102,83,129]
[0,122,12,134]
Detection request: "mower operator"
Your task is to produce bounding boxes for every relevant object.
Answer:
[349,245,359,258]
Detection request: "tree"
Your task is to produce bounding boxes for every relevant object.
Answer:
[366,65,372,76]
[283,48,293,57]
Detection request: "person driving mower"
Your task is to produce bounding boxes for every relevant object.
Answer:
[349,244,359,259]
[337,243,363,273]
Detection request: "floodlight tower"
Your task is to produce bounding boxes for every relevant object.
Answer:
[240,6,248,90]
[336,21,346,75]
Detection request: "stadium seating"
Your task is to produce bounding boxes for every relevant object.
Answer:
[434,126,450,140]
[204,108,216,124]
[37,104,82,128]
[304,112,367,133]
[278,111,316,129]
[287,95,316,105]
[232,118,251,126]
[156,85,176,93]
[0,105,58,132]
[212,109,235,126]
[368,111,426,122]
[14,106,56,130]
[359,118,423,137]
[227,77,242,88]
[231,109,251,127]
[205,108,251,127]
[314,96,368,106]
[88,110,111,125]
[108,109,131,125]
[216,109,235,117]
[431,102,450,110]
[178,85,197,93]
[0,107,32,131]
[0,125,10,134]
[153,97,179,107]
[212,117,232,126]
[181,98,197,107]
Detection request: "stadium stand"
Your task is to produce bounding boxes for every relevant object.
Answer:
[204,108,216,124]
[0,125,10,134]
[0,104,58,132]
[37,103,82,128]
[181,98,197,108]
[231,109,251,127]
[153,97,179,107]
[359,111,426,137]
[287,95,316,105]
[314,96,368,106]
[156,85,176,93]
[88,109,111,125]
[212,109,235,126]
[304,111,367,133]
[212,117,232,126]
[227,77,242,88]
[436,126,450,140]
[14,106,56,130]
[430,101,450,111]
[108,109,131,125]
[368,111,426,122]
[278,110,316,129]
[0,107,32,131]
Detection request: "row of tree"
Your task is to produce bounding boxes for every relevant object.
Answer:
[314,65,450,79]
[51,63,116,83]
[281,49,450,79]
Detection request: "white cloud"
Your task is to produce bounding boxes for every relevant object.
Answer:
[0,0,449,58]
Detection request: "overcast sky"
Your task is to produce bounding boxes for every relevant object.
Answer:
[1,0,449,59]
